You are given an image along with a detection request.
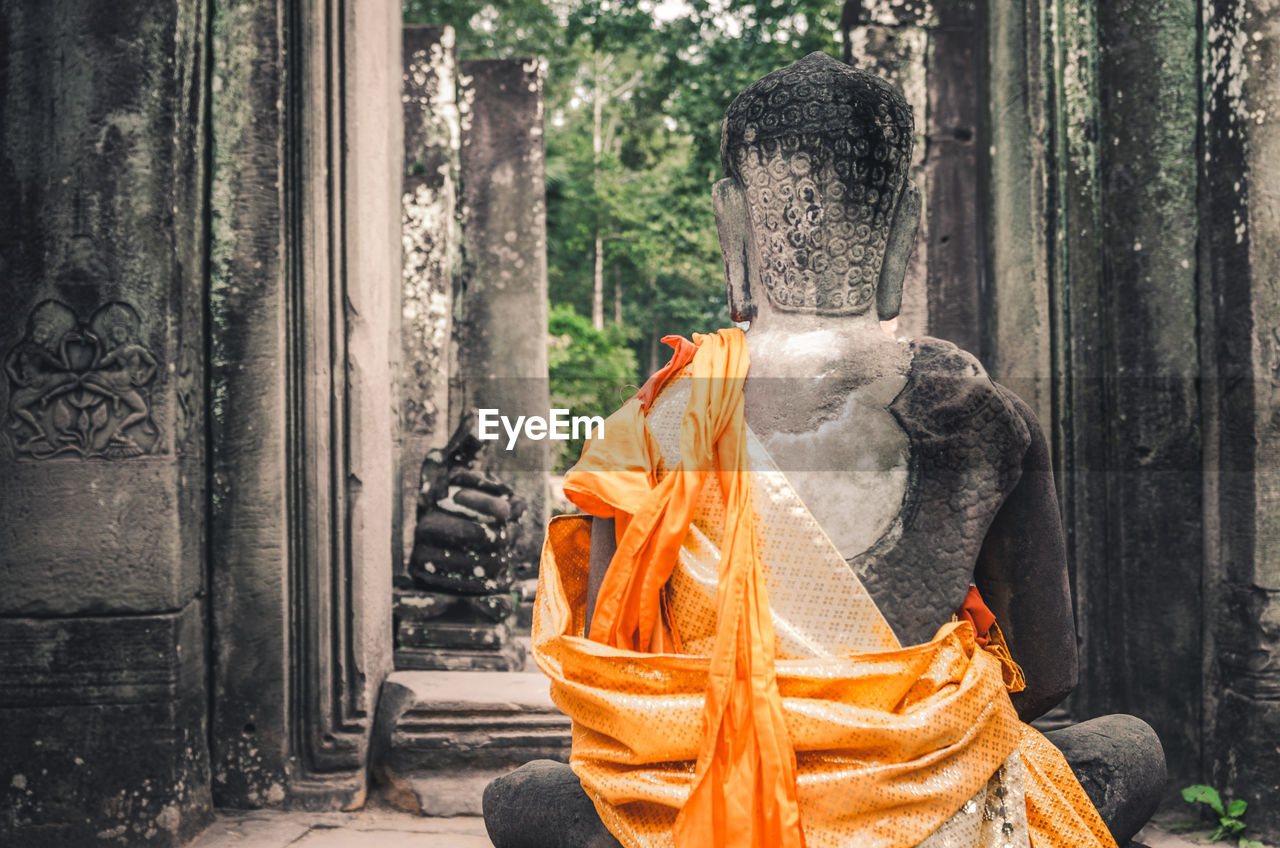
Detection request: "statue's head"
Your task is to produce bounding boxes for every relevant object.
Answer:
[715,52,920,322]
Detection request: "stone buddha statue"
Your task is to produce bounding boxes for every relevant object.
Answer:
[485,53,1164,848]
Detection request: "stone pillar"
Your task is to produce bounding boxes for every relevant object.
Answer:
[1202,0,1280,837]
[394,59,548,672]
[1086,0,1202,784]
[986,0,1204,781]
[400,26,462,568]
[0,1,212,845]
[983,0,1054,427]
[1004,0,1103,732]
[207,0,400,809]
[923,2,987,360]
[457,59,551,570]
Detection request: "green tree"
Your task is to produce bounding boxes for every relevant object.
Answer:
[404,0,843,409]
[546,304,639,470]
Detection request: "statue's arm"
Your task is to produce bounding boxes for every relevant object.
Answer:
[137,345,158,381]
[583,516,617,639]
[4,346,25,385]
[973,390,1079,723]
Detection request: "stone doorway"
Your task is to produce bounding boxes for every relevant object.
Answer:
[205,0,402,814]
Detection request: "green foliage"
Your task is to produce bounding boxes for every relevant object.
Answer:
[547,304,638,471]
[1183,784,1225,815]
[1182,784,1263,847]
[404,1,842,423]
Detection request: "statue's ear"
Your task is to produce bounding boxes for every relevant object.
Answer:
[878,180,921,321]
[713,178,756,322]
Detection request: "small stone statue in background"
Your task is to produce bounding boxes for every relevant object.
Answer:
[396,413,527,670]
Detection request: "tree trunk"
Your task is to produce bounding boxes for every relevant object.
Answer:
[592,59,605,331]
[613,266,622,324]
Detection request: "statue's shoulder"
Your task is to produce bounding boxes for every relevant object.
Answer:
[899,336,1031,454]
[906,336,988,379]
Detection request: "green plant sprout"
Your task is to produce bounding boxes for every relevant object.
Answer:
[1182,784,1264,848]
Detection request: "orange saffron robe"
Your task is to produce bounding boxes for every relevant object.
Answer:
[533,329,1116,848]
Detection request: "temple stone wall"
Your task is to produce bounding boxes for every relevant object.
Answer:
[982,0,1280,833]
[849,0,1280,833]
[0,0,213,844]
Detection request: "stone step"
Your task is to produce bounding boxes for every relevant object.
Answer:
[370,670,571,817]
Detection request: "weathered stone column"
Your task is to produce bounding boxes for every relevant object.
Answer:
[996,0,1103,730]
[923,1,987,360]
[208,0,400,810]
[400,26,462,567]
[1087,0,1202,784]
[986,0,1203,783]
[0,1,212,844]
[1202,0,1280,836]
[457,59,551,569]
[962,0,1278,828]
[983,0,1054,428]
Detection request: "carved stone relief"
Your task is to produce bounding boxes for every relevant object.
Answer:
[4,298,161,459]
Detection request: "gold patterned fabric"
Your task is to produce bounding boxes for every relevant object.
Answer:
[535,515,1027,848]
[533,332,1116,848]
[648,368,901,661]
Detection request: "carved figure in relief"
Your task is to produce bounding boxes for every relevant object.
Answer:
[485,54,1164,848]
[3,298,160,459]
[5,300,78,450]
[83,302,158,451]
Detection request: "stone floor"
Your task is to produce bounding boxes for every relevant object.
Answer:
[1139,807,1279,848]
[187,805,492,848]
[185,803,1273,848]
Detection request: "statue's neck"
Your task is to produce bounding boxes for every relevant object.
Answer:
[743,313,906,380]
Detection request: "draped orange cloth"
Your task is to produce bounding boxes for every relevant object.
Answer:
[571,329,802,847]
[957,585,1027,693]
[538,329,1116,848]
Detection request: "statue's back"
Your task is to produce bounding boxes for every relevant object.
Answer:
[745,334,1032,646]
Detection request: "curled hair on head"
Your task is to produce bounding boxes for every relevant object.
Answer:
[721,52,914,316]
